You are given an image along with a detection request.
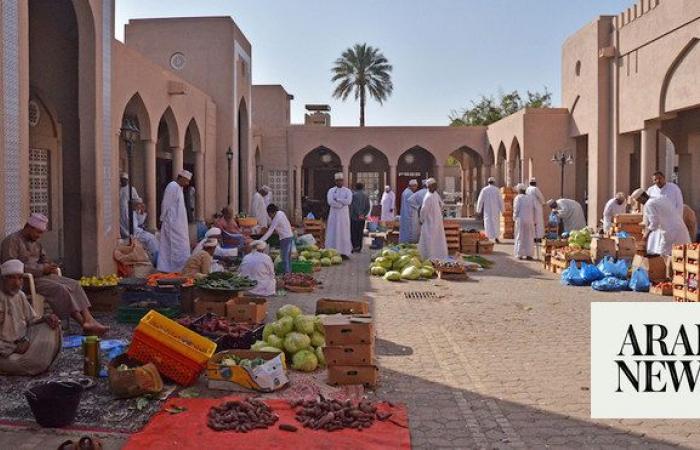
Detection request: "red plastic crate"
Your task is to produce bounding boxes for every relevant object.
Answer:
[127,330,205,386]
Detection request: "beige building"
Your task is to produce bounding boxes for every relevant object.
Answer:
[0,0,698,276]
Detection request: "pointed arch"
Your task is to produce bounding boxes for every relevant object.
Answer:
[158,106,179,148]
[659,38,700,116]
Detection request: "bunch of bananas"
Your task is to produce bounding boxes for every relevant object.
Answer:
[79,274,120,287]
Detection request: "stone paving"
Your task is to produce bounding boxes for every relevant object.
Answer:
[4,241,700,448]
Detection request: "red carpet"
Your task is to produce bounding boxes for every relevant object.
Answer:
[124,397,411,450]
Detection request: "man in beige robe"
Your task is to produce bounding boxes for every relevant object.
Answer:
[0,259,61,376]
[181,239,216,278]
[0,213,108,335]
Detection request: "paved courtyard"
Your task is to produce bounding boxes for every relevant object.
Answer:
[2,242,699,449]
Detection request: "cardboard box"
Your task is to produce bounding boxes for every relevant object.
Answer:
[207,350,288,392]
[225,297,267,324]
[323,344,375,366]
[632,255,668,283]
[615,237,636,256]
[461,243,477,254]
[614,213,643,224]
[316,298,369,315]
[327,364,378,387]
[194,298,226,317]
[86,287,121,312]
[590,238,616,261]
[477,241,494,254]
[322,316,374,346]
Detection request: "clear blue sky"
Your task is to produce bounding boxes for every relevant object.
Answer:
[115,0,632,127]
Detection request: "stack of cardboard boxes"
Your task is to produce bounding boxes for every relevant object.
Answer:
[318,299,377,387]
[444,220,461,254]
[303,219,325,247]
[671,244,700,302]
[500,187,515,239]
[612,214,645,255]
[460,232,494,254]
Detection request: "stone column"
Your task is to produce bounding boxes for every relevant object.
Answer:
[495,159,504,186]
[640,123,659,189]
[171,146,183,176]
[195,151,205,221]
[389,165,397,191]
[436,165,445,193]
[144,140,157,229]
[295,168,303,223]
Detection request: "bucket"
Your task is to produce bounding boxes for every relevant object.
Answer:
[25,381,83,427]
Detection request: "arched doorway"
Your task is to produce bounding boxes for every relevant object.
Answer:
[238,99,250,213]
[156,107,179,218]
[349,146,390,203]
[496,142,507,186]
[302,147,342,220]
[486,145,495,181]
[28,0,87,276]
[508,138,522,186]
[449,146,484,217]
[119,94,151,205]
[396,146,436,212]
[184,119,201,222]
[28,92,62,258]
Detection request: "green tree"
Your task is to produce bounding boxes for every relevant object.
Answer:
[331,43,393,127]
[449,87,552,126]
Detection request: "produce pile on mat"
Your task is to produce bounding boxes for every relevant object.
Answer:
[369,245,435,281]
[250,304,326,372]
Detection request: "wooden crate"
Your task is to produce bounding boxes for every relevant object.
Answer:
[686,288,700,302]
[686,261,700,275]
[672,244,686,260]
[687,245,700,261]
[614,214,643,224]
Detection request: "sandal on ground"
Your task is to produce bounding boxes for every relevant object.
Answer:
[78,436,103,450]
[57,440,77,450]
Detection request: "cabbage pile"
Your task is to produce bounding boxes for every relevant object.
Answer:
[369,244,435,282]
[250,304,325,372]
[296,246,343,269]
[568,228,592,250]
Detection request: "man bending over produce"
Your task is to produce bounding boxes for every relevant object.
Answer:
[238,241,276,296]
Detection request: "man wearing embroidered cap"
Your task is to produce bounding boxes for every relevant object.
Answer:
[513,183,537,260]
[399,179,419,243]
[0,259,61,375]
[262,185,273,207]
[250,186,271,229]
[476,177,504,242]
[181,238,217,278]
[406,179,429,243]
[525,177,546,240]
[157,170,192,272]
[380,185,396,223]
[238,240,276,296]
[0,214,108,335]
[630,187,690,256]
[325,172,353,258]
[418,178,448,259]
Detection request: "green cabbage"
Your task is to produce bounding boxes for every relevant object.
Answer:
[283,332,311,353]
[315,346,326,367]
[370,266,386,276]
[309,245,320,252]
[320,258,332,266]
[331,256,342,265]
[401,266,421,280]
[291,349,318,372]
[277,316,295,337]
[310,331,325,347]
[314,316,324,335]
[259,346,283,354]
[251,340,267,351]
[262,323,277,341]
[298,255,307,262]
[384,270,402,281]
[265,334,283,350]
[382,249,399,261]
[420,267,435,278]
[276,304,302,320]
[294,315,316,335]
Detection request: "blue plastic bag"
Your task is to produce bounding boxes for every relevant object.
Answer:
[598,256,628,279]
[629,267,651,292]
[592,276,629,292]
[561,260,586,286]
[616,231,629,239]
[611,259,629,279]
[580,261,605,284]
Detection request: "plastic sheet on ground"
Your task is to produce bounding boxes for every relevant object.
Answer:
[124,397,411,450]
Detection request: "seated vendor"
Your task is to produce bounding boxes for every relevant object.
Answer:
[238,240,276,296]
[192,227,224,256]
[0,259,61,376]
[182,239,217,278]
[214,207,243,234]
[0,213,108,336]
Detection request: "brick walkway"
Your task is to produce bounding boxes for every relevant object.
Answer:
[4,243,700,449]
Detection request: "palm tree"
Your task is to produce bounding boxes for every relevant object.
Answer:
[331,43,393,127]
